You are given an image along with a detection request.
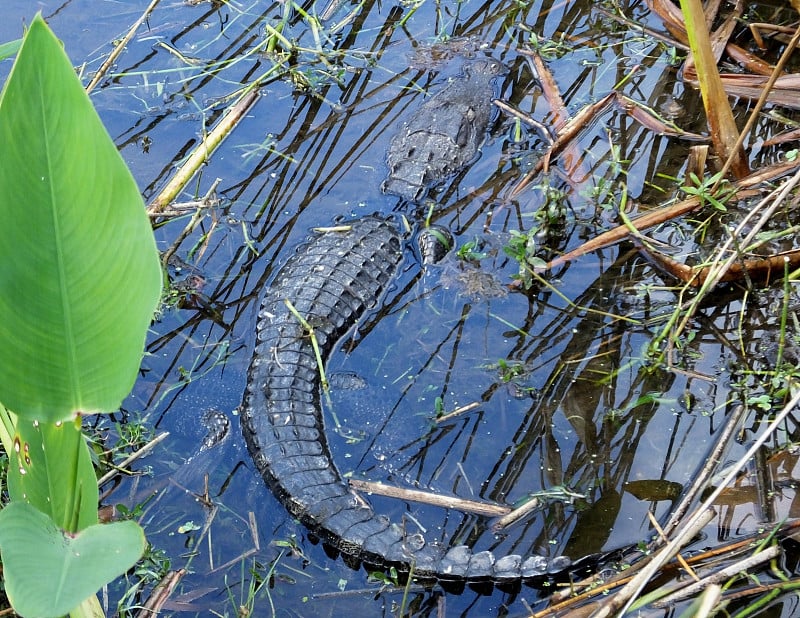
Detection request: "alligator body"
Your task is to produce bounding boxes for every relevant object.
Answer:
[382,58,507,202]
[241,217,576,583]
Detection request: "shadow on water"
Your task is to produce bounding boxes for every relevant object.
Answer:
[3,0,800,615]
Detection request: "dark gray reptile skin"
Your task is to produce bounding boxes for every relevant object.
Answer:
[241,217,575,582]
[382,58,507,202]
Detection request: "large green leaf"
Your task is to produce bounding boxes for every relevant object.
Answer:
[0,15,161,422]
[0,501,144,618]
[7,419,98,532]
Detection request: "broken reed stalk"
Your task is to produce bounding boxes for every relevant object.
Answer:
[348,479,510,518]
[434,401,480,423]
[135,568,187,617]
[669,164,800,342]
[85,0,161,94]
[508,52,705,199]
[97,431,170,487]
[537,523,800,616]
[691,585,723,618]
[712,22,800,191]
[510,48,589,196]
[679,0,749,177]
[147,88,260,214]
[590,508,716,618]
[607,386,800,616]
[492,496,542,530]
[492,98,552,144]
[646,511,699,582]
[661,404,745,537]
[543,159,800,270]
[640,245,800,287]
[650,546,780,608]
[724,580,800,609]
[159,178,222,268]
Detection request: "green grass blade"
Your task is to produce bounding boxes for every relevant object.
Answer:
[0,38,21,61]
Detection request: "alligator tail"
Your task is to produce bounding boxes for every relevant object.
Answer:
[241,216,574,583]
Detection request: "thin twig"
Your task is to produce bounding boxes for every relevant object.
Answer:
[348,479,510,517]
[492,496,542,529]
[661,404,746,537]
[602,385,800,617]
[650,546,780,608]
[85,0,161,94]
[160,178,222,268]
[209,512,260,573]
[456,462,473,496]
[136,568,187,617]
[647,510,699,582]
[97,431,170,486]
[492,98,553,143]
[434,401,480,423]
[148,89,260,214]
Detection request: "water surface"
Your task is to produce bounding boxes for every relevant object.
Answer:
[1,1,796,615]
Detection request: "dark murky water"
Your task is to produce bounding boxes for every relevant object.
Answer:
[2,0,800,615]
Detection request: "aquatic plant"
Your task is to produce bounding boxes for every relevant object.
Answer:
[0,15,161,617]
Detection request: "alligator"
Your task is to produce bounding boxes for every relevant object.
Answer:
[382,58,507,202]
[241,217,584,583]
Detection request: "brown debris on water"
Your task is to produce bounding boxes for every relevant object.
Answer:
[506,52,706,199]
[539,159,800,272]
[647,0,800,111]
